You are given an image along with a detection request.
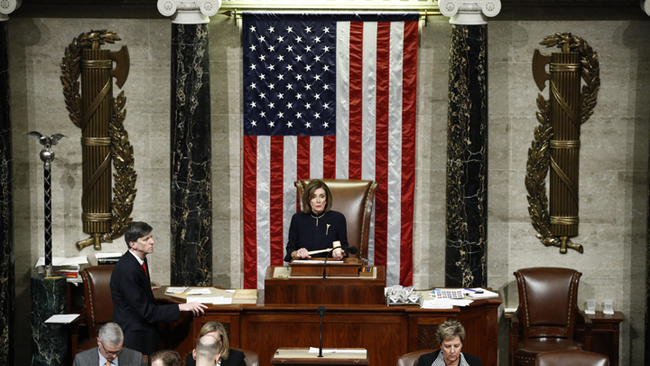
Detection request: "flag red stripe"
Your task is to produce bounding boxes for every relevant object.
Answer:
[373,22,392,268]
[323,135,336,179]
[243,135,258,289]
[399,21,418,286]
[270,136,284,266]
[297,136,310,180]
[348,21,364,180]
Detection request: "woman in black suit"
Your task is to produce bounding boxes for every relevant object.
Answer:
[415,320,482,366]
[185,321,246,366]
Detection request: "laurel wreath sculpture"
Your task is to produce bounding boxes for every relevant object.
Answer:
[60,30,137,249]
[525,33,600,254]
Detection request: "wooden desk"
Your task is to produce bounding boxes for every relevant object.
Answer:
[576,311,624,366]
[264,266,385,306]
[270,347,369,365]
[157,288,501,366]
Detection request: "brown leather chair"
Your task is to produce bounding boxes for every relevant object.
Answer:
[535,350,609,366]
[233,347,260,366]
[510,267,592,366]
[74,265,115,354]
[295,179,378,262]
[397,349,435,366]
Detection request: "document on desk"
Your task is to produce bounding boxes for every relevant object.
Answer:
[165,286,188,294]
[308,348,367,356]
[45,314,80,324]
[292,260,344,264]
[422,298,473,309]
[463,287,500,299]
[187,296,232,305]
[186,288,212,295]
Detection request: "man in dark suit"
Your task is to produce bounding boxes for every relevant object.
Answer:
[110,221,207,356]
[72,322,145,366]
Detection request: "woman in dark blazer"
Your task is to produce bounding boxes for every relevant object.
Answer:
[185,321,246,366]
[416,320,482,366]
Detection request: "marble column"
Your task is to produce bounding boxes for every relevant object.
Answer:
[0,1,19,364]
[159,0,219,286]
[30,274,67,366]
[440,0,500,287]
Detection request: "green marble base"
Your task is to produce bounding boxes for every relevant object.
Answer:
[31,274,67,366]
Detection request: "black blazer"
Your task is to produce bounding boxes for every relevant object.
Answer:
[110,250,180,356]
[415,350,482,366]
[185,348,246,366]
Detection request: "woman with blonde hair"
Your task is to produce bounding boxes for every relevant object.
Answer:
[185,321,246,366]
[415,320,482,366]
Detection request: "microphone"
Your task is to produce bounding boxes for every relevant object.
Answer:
[322,248,332,280]
[343,246,358,255]
[317,306,326,357]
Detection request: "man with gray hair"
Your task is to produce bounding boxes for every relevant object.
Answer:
[72,322,146,366]
[193,335,223,366]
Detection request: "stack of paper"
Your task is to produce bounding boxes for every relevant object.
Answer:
[463,288,499,300]
[35,256,89,283]
[95,252,122,265]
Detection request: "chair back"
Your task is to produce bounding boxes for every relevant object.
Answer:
[535,350,609,366]
[397,349,436,366]
[296,179,378,262]
[232,348,260,366]
[80,265,115,339]
[514,267,581,340]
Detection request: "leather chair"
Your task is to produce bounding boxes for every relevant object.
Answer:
[397,349,435,366]
[233,347,260,366]
[535,350,609,366]
[510,267,592,366]
[296,179,378,262]
[74,265,115,354]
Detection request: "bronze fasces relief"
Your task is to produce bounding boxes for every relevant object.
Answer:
[60,30,137,251]
[525,33,600,254]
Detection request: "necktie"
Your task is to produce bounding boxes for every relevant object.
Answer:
[105,361,111,366]
[142,262,147,276]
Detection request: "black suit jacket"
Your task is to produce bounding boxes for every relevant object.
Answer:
[185,348,246,366]
[110,250,180,356]
[415,350,482,366]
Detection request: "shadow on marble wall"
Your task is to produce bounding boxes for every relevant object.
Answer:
[620,20,650,366]
[209,16,239,288]
[9,18,45,366]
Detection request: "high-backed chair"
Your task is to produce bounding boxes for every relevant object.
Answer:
[397,349,435,366]
[75,265,115,353]
[295,179,378,262]
[535,350,609,366]
[510,267,592,366]
[233,348,260,366]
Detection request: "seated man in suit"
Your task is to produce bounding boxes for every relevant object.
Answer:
[72,322,145,366]
[195,335,223,366]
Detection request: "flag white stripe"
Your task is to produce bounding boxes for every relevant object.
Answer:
[361,22,377,182]
[310,136,324,179]
[283,136,298,260]
[386,23,405,286]
[336,21,350,180]
[256,136,271,289]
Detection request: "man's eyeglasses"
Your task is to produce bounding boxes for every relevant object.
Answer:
[100,342,123,357]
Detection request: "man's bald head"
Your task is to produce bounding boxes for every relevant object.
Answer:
[195,335,222,366]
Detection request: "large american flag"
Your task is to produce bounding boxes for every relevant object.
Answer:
[242,13,418,289]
